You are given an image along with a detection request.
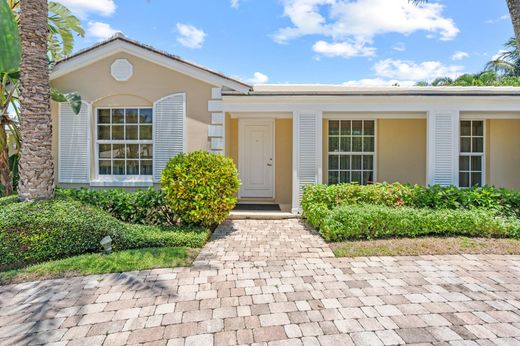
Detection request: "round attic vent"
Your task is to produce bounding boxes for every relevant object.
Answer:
[111,59,133,81]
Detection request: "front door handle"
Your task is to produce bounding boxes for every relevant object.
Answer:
[267,158,273,167]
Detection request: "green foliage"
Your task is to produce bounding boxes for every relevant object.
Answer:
[47,1,85,61]
[161,151,240,227]
[58,187,175,226]
[318,204,517,242]
[0,197,209,270]
[0,0,20,73]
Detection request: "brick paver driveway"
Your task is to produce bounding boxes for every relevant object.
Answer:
[2,220,520,345]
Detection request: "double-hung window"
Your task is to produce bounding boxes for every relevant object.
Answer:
[328,120,375,185]
[459,120,484,187]
[97,108,153,177]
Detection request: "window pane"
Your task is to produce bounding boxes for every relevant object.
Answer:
[113,160,125,175]
[351,171,362,184]
[472,121,483,136]
[472,137,483,153]
[340,171,349,183]
[126,109,139,124]
[459,172,470,188]
[328,171,339,184]
[364,121,375,136]
[340,155,350,170]
[127,160,139,175]
[363,171,373,185]
[461,121,471,136]
[141,160,153,175]
[340,137,351,152]
[99,144,111,159]
[352,121,363,135]
[140,109,153,124]
[126,125,138,140]
[471,156,482,171]
[98,125,110,140]
[329,120,340,135]
[98,109,110,124]
[363,155,373,170]
[460,137,471,152]
[352,137,362,152]
[113,109,125,124]
[127,144,139,159]
[112,125,124,140]
[352,155,362,170]
[329,155,339,170]
[113,144,126,159]
[459,156,470,171]
[363,137,374,152]
[340,120,351,135]
[329,137,339,152]
[471,172,482,187]
[99,160,111,175]
[140,125,152,140]
[140,144,153,159]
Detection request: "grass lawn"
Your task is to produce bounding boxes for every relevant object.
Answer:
[331,237,520,257]
[0,247,199,285]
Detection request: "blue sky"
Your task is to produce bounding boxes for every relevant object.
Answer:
[58,0,514,86]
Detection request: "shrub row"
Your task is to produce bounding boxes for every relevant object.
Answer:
[317,204,518,242]
[302,183,520,217]
[57,187,174,226]
[0,198,209,270]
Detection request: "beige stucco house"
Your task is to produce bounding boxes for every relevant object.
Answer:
[51,34,520,214]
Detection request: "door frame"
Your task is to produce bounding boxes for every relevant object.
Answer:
[238,118,275,199]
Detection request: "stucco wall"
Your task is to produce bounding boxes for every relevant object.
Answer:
[487,119,520,190]
[51,52,215,182]
[377,119,427,185]
[322,117,426,185]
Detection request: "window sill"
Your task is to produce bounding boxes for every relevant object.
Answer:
[90,180,154,187]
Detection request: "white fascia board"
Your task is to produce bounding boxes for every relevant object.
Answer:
[51,40,250,94]
[221,95,520,113]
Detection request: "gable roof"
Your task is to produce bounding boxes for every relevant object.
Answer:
[51,33,252,94]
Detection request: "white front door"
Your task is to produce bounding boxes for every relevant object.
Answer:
[239,119,274,198]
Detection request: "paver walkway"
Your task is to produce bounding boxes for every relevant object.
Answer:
[2,220,520,346]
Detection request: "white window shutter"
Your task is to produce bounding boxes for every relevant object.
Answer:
[292,111,323,213]
[153,93,186,182]
[427,110,460,186]
[58,101,90,183]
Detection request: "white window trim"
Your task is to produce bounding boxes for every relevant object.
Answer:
[459,119,486,187]
[325,119,378,185]
[92,106,154,186]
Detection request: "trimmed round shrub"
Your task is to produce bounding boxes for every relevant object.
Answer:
[161,151,240,227]
[0,198,210,270]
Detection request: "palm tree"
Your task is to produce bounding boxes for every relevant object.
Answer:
[485,37,520,76]
[411,0,520,51]
[17,0,54,200]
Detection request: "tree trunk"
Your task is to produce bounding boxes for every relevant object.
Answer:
[507,0,520,51]
[18,0,54,200]
[0,125,13,195]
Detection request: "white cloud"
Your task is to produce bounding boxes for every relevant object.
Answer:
[392,42,406,52]
[374,59,464,81]
[87,21,119,40]
[230,0,240,8]
[247,72,269,84]
[491,49,508,60]
[451,51,469,61]
[312,40,375,58]
[56,0,116,18]
[485,15,509,24]
[176,23,206,49]
[343,78,416,87]
[274,0,458,59]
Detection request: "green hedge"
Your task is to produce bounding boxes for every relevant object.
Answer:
[0,198,209,270]
[318,204,518,242]
[57,187,175,225]
[302,183,520,217]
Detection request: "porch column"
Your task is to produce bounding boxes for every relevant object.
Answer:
[292,111,323,214]
[427,110,460,186]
